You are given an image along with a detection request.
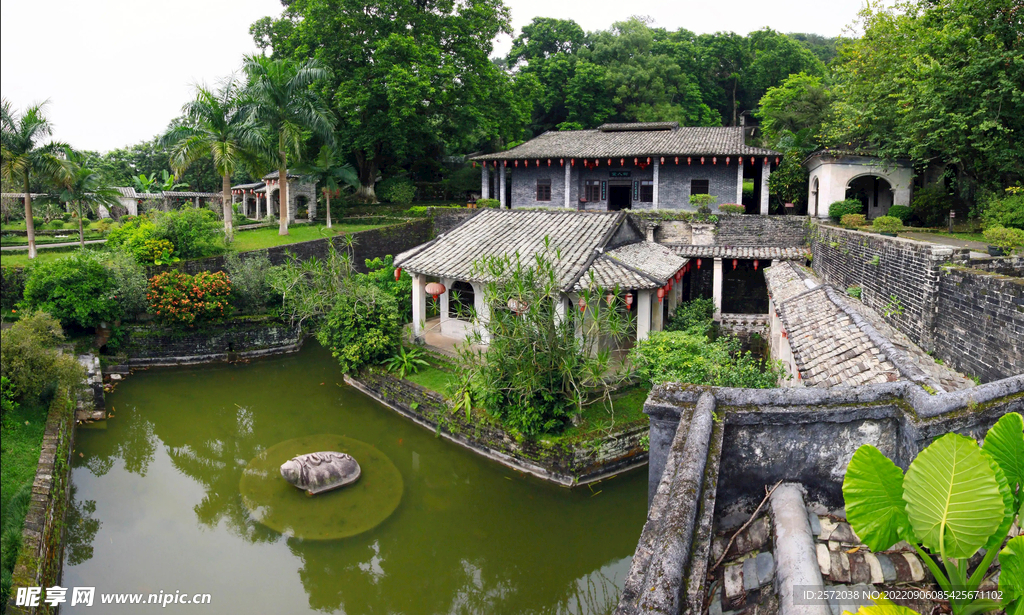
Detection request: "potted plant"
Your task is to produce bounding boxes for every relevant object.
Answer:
[689,194,717,215]
[983,225,1024,256]
[871,215,904,236]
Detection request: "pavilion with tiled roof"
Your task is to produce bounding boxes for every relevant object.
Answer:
[395,209,693,344]
[471,122,781,215]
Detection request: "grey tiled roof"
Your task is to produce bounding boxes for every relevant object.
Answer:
[604,241,687,282]
[395,210,628,291]
[232,182,265,190]
[598,122,679,132]
[162,191,222,198]
[263,170,304,180]
[115,187,137,198]
[575,255,661,291]
[766,262,899,388]
[664,245,806,260]
[472,126,779,161]
[136,193,163,199]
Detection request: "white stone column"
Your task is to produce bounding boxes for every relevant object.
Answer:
[652,289,664,332]
[499,163,507,209]
[439,278,452,326]
[713,258,724,319]
[412,273,426,341]
[480,165,489,199]
[667,280,678,315]
[652,158,660,210]
[257,194,262,219]
[564,162,571,209]
[637,290,653,341]
[736,158,744,204]
[760,159,771,215]
[473,282,491,343]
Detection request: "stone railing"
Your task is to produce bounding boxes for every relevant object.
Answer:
[616,374,1023,615]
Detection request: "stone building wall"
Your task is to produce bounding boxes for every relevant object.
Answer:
[810,225,970,353]
[934,266,1024,382]
[347,368,649,486]
[118,316,303,366]
[649,215,807,247]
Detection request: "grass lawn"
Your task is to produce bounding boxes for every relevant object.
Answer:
[405,363,454,394]
[1,400,48,603]
[0,247,96,268]
[1,233,105,246]
[553,385,651,444]
[908,230,988,243]
[227,223,386,252]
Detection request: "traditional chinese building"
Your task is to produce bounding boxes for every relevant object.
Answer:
[230,171,317,221]
[472,122,781,214]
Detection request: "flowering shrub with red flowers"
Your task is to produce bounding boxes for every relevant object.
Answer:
[147,271,232,326]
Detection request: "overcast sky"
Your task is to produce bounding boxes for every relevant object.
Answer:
[1,0,866,153]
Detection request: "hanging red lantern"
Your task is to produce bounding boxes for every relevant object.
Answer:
[647,157,651,164]
[625,292,634,310]
[687,157,692,165]
[560,158,564,166]
[605,293,615,307]
[578,296,587,313]
[536,160,540,167]
[713,157,717,165]
[753,260,760,270]
[394,267,402,281]
[660,157,665,165]
[675,269,683,282]
[700,157,705,165]
[595,159,600,167]
[674,157,679,164]
[634,158,638,165]
[621,158,625,166]
[775,157,780,165]
[514,160,518,167]
[657,287,666,303]
[667,279,673,292]
[608,159,612,166]
[726,157,730,165]
[547,159,551,166]
[571,159,575,167]
[732,259,738,270]
[697,259,702,269]
[425,282,446,300]
[472,161,476,168]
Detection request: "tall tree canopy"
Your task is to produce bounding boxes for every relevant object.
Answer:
[822,0,1023,196]
[253,0,521,201]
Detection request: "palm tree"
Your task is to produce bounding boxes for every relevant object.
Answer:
[57,159,122,246]
[0,99,72,258]
[164,79,251,237]
[297,144,358,228]
[241,55,334,236]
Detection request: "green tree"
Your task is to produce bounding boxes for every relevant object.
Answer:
[741,28,824,114]
[824,0,1024,198]
[164,79,256,238]
[296,144,358,228]
[0,99,72,259]
[53,158,122,246]
[756,72,832,148]
[254,0,518,201]
[241,55,335,236]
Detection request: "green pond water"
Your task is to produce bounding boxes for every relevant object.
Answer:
[63,341,647,614]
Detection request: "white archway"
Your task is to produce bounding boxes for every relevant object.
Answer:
[804,152,912,219]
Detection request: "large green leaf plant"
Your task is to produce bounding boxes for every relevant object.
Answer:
[842,412,1023,615]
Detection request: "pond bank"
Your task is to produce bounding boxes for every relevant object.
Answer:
[345,369,649,487]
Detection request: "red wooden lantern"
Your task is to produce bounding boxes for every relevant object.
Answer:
[537,160,541,167]
[625,292,634,310]
[657,287,666,303]
[675,269,683,282]
[560,158,564,166]
[634,158,638,165]
[713,157,717,165]
[548,159,551,166]
[608,159,612,166]
[750,157,754,166]
[674,157,679,164]
[514,160,518,167]
[605,293,615,307]
[732,259,738,270]
[775,157,780,165]
[578,296,588,313]
[394,267,402,281]
[726,157,730,165]
[571,159,575,167]
[753,260,760,270]
[425,282,446,300]
[660,157,664,165]
[595,159,599,166]
[697,259,702,269]
[647,157,651,164]
[687,157,692,165]
[621,158,625,166]
[472,161,476,168]
[700,157,705,165]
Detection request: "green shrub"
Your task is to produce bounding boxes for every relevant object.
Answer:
[377,177,416,205]
[0,312,85,399]
[407,205,463,216]
[106,216,157,262]
[983,225,1024,252]
[665,298,715,336]
[1,266,27,315]
[981,187,1024,230]
[92,218,114,233]
[142,239,178,265]
[359,255,412,322]
[872,216,904,233]
[829,199,863,221]
[719,203,745,214]
[105,250,148,320]
[886,205,911,222]
[316,284,402,373]
[21,250,119,328]
[46,220,65,230]
[689,194,717,214]
[476,198,500,209]
[911,183,955,226]
[840,213,867,228]
[148,270,232,326]
[31,217,42,228]
[151,208,219,259]
[630,330,781,388]
[225,252,276,313]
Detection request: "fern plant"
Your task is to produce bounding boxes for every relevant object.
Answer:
[383,346,430,379]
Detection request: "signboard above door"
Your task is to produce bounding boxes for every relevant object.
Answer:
[609,171,631,178]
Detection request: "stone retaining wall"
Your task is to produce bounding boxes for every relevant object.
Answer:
[6,385,80,615]
[117,316,303,366]
[934,265,1024,383]
[346,369,648,486]
[810,224,1023,380]
[651,215,807,247]
[617,375,1024,615]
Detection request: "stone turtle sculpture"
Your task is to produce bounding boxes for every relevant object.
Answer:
[280,451,361,495]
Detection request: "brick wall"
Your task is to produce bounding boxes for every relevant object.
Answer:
[431,209,480,235]
[810,225,970,352]
[934,267,1024,382]
[119,316,303,365]
[649,215,807,247]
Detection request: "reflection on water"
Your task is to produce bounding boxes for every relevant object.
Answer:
[64,342,647,614]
